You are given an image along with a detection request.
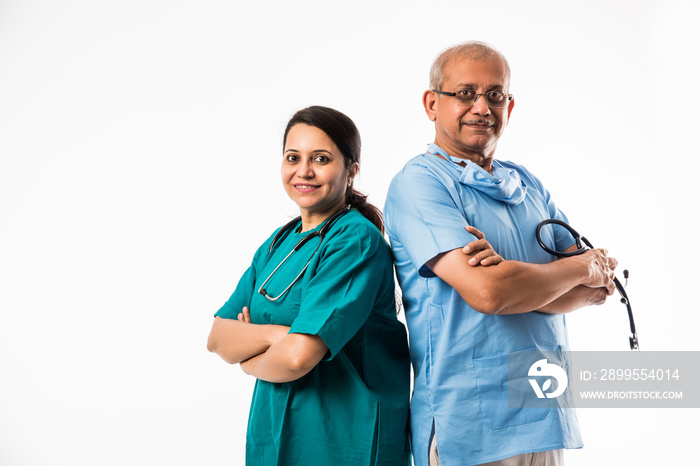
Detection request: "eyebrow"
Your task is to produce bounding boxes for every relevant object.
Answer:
[284,149,335,155]
[453,82,505,90]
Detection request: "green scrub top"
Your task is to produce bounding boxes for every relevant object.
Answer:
[216,209,411,466]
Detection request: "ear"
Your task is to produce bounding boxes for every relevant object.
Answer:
[422,90,438,122]
[505,96,515,123]
[348,162,359,179]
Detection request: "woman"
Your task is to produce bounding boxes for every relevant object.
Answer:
[207,106,502,465]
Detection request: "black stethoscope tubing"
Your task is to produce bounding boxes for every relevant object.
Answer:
[536,219,639,350]
[258,205,352,301]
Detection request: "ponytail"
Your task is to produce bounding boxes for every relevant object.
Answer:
[284,106,384,233]
[346,187,384,234]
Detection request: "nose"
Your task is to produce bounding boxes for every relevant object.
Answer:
[296,158,314,178]
[470,94,491,116]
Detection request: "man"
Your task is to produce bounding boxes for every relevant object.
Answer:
[384,42,618,466]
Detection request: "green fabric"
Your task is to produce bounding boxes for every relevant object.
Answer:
[217,210,411,466]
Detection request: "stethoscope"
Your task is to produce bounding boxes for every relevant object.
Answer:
[257,205,352,302]
[536,219,639,350]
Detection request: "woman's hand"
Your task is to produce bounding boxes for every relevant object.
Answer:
[238,307,258,373]
[239,332,329,383]
[239,356,253,375]
[461,226,504,266]
[238,306,252,323]
[207,307,289,365]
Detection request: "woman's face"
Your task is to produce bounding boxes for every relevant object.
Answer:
[282,124,357,227]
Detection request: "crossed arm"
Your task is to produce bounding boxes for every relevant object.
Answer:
[207,312,328,383]
[427,241,618,315]
[207,227,503,383]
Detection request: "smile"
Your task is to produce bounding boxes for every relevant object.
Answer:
[294,184,321,192]
[462,119,494,127]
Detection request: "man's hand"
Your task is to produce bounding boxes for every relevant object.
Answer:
[537,284,612,314]
[572,248,618,294]
[462,226,504,266]
[428,242,619,315]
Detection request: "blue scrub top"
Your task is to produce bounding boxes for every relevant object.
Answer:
[384,144,582,466]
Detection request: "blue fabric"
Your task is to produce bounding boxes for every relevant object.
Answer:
[384,145,582,466]
[429,143,528,205]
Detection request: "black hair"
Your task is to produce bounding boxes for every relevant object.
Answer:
[283,106,384,233]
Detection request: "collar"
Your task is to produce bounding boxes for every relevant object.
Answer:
[427,143,527,205]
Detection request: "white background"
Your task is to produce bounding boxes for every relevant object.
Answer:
[1,0,698,464]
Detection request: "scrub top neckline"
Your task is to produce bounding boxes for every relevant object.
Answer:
[426,143,505,174]
[425,142,527,205]
[293,207,354,236]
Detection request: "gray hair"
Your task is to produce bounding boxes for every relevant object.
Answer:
[429,41,511,91]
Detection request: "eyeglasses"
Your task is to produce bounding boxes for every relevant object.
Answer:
[433,89,513,108]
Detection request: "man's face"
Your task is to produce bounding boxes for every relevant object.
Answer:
[424,56,514,163]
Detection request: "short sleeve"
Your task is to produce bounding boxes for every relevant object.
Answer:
[289,221,392,360]
[547,198,576,252]
[214,229,279,319]
[515,163,577,252]
[214,263,257,319]
[385,165,477,277]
